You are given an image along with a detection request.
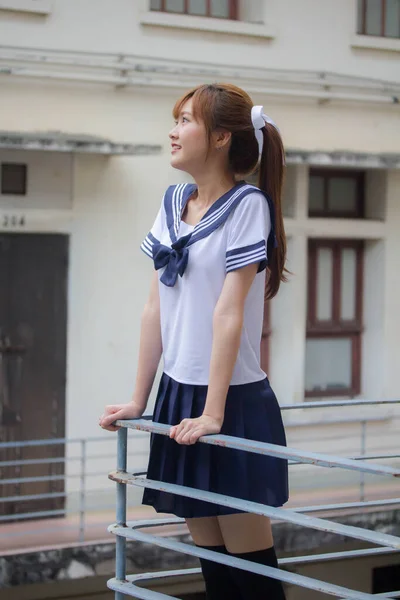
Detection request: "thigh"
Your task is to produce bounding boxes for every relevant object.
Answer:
[186,516,224,547]
[218,513,274,553]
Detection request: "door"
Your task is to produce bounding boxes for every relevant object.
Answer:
[0,234,68,519]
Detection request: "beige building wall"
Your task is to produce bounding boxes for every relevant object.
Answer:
[0,1,399,511]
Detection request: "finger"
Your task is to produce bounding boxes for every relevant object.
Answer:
[105,405,119,412]
[186,427,204,444]
[103,408,118,418]
[101,411,123,427]
[180,426,196,443]
[174,419,192,435]
[176,422,197,444]
[171,420,191,441]
[175,430,187,444]
[188,428,204,444]
[99,421,120,432]
[104,424,121,432]
[175,426,190,444]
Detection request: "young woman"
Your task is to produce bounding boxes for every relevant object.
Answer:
[100,83,289,599]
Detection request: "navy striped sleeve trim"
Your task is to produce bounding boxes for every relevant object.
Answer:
[226,240,267,273]
[140,232,159,259]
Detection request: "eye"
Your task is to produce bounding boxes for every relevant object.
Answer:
[182,116,189,123]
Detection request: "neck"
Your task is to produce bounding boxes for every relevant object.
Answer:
[192,170,237,209]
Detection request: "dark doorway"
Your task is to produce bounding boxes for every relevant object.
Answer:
[0,234,68,519]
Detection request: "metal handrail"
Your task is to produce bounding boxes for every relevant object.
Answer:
[122,419,400,477]
[110,570,400,600]
[108,527,391,600]
[108,415,400,600]
[1,399,399,549]
[0,435,133,543]
[280,399,400,409]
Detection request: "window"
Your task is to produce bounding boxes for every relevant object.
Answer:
[1,163,27,195]
[358,0,400,38]
[308,169,365,218]
[150,0,238,19]
[305,240,363,397]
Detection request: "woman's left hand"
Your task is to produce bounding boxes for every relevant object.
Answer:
[170,414,222,445]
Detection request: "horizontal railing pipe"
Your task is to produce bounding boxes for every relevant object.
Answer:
[109,570,400,600]
[116,517,400,565]
[281,399,400,409]
[109,472,400,550]
[108,524,394,600]
[0,491,67,504]
[116,419,400,477]
[108,411,400,600]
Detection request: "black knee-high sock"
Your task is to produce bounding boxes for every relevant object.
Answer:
[229,546,286,600]
[197,544,242,600]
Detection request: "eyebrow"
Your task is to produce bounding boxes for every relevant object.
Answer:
[180,111,192,117]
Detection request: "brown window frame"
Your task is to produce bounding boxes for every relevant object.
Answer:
[151,0,238,20]
[309,169,365,219]
[306,239,364,398]
[358,0,400,38]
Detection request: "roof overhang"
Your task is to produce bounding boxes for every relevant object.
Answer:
[286,149,400,169]
[0,131,162,156]
[1,132,398,169]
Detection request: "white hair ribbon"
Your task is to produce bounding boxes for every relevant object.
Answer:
[251,105,280,157]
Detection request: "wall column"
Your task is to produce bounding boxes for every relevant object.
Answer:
[270,165,309,405]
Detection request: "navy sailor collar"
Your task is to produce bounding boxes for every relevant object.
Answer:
[164,180,271,246]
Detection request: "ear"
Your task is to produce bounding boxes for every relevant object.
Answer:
[213,129,232,151]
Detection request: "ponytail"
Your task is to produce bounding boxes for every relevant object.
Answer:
[172,83,289,298]
[257,124,287,299]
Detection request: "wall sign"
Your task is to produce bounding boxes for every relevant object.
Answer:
[1,215,26,228]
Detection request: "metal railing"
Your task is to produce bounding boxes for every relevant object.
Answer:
[107,399,400,600]
[0,434,147,544]
[0,399,399,552]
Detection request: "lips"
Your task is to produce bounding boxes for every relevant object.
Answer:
[171,144,181,153]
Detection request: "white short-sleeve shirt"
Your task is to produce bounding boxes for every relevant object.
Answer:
[141,181,275,386]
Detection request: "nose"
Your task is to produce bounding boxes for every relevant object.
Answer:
[169,124,178,139]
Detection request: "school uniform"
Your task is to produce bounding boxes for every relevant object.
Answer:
[140,181,289,519]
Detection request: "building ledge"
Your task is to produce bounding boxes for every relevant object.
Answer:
[351,34,400,53]
[286,149,400,169]
[285,217,386,240]
[0,0,52,14]
[140,11,275,39]
[0,131,162,155]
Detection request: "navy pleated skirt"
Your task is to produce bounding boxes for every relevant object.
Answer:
[142,373,289,518]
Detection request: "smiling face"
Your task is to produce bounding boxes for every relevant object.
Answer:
[169,98,210,175]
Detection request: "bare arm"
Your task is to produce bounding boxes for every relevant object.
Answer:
[100,271,162,431]
[203,262,258,422]
[132,271,163,411]
[170,262,259,444]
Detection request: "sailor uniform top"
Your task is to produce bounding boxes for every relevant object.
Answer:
[141,181,276,386]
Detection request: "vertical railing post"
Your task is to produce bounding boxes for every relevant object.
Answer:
[359,420,367,502]
[79,439,87,543]
[115,427,128,600]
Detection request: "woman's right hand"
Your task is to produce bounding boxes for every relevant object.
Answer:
[99,402,144,432]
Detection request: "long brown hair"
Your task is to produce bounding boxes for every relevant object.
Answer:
[173,83,287,299]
